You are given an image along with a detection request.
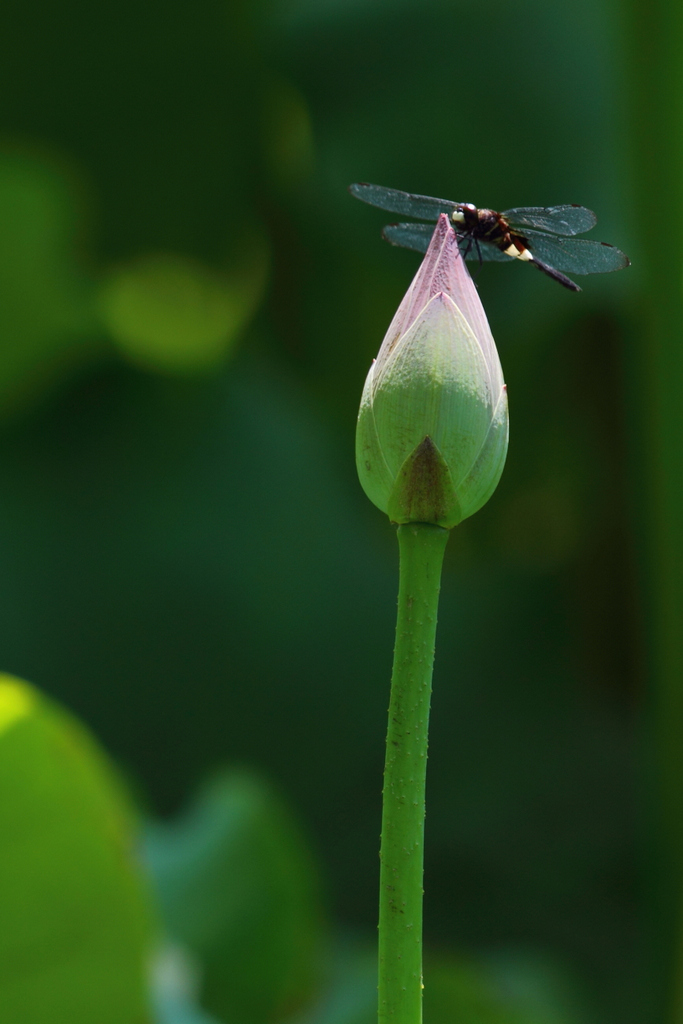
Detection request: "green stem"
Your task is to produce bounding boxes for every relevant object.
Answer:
[378,522,450,1024]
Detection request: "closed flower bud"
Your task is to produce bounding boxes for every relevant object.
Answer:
[356,214,508,528]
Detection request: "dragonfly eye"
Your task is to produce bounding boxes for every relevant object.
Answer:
[457,203,479,230]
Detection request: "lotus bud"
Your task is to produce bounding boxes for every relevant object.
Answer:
[356,214,508,528]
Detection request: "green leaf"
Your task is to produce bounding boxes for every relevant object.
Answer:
[144,771,324,1024]
[97,236,268,375]
[0,150,96,417]
[0,674,153,1023]
[152,943,223,1024]
[424,951,595,1024]
[285,945,595,1024]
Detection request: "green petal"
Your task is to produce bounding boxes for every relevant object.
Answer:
[355,360,396,513]
[455,385,509,522]
[372,294,495,481]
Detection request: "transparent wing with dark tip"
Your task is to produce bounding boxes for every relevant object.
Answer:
[349,182,460,221]
[382,222,511,261]
[381,222,434,253]
[522,229,631,274]
[503,205,597,236]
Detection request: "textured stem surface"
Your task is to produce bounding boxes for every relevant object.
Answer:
[378,522,449,1024]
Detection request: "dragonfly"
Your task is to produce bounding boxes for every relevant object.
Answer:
[349,182,630,292]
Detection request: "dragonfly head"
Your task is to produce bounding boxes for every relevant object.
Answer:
[452,203,478,229]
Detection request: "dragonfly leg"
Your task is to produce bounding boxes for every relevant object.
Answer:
[458,232,474,261]
[470,238,486,281]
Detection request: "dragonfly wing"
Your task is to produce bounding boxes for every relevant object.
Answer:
[382,223,511,261]
[503,205,597,236]
[381,222,433,253]
[523,229,631,274]
[350,182,460,221]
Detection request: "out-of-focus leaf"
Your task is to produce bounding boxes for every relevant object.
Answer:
[152,943,223,1024]
[155,994,223,1024]
[98,238,268,374]
[285,941,376,1024]
[261,78,315,186]
[424,951,594,1024]
[0,674,153,1023]
[285,944,594,1024]
[144,770,324,1024]
[0,149,96,415]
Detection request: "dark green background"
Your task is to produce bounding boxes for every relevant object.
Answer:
[0,0,676,1022]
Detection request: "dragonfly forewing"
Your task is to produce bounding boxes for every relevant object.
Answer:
[349,183,459,221]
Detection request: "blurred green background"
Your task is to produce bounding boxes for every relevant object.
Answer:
[1,0,681,1021]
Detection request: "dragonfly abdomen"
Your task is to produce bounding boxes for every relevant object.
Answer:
[469,208,581,290]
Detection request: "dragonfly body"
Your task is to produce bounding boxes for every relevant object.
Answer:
[349,183,630,291]
[454,202,576,289]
